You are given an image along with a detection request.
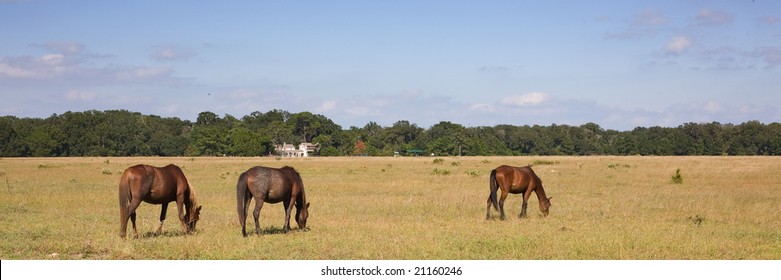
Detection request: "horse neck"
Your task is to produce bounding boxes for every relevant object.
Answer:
[534,182,549,203]
[296,184,307,208]
[185,188,197,211]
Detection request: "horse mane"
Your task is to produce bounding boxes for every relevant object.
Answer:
[187,182,198,207]
[283,166,306,203]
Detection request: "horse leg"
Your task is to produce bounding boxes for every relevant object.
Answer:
[283,200,293,233]
[130,212,138,238]
[253,200,264,235]
[156,203,168,235]
[127,199,143,239]
[498,191,509,220]
[175,197,189,234]
[520,191,532,218]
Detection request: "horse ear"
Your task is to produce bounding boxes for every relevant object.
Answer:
[548,197,553,201]
[306,202,310,208]
[197,205,203,211]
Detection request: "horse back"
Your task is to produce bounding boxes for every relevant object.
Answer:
[126,164,188,204]
[495,165,538,194]
[245,166,292,204]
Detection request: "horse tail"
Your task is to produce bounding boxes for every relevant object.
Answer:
[489,168,499,211]
[236,171,249,222]
[118,171,132,237]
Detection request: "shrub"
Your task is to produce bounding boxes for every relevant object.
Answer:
[431,168,451,175]
[671,169,683,184]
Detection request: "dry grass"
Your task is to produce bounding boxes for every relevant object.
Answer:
[0,156,779,260]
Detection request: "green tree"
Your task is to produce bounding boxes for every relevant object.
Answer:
[228,127,272,156]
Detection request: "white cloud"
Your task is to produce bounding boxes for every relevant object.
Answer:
[228,89,259,99]
[65,90,97,101]
[665,36,693,55]
[151,45,195,62]
[0,61,39,78]
[469,103,495,112]
[39,54,65,65]
[114,66,173,81]
[705,100,722,113]
[634,9,668,26]
[346,106,372,116]
[500,92,549,106]
[695,9,734,26]
[317,100,337,111]
[32,42,85,55]
[759,16,779,26]
[747,46,781,69]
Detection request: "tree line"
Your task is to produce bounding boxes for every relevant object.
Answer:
[1,109,780,157]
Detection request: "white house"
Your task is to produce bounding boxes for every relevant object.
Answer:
[275,142,319,157]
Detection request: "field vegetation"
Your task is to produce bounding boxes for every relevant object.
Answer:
[0,156,779,259]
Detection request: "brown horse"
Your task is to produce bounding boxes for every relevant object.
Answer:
[236,166,310,236]
[118,164,202,239]
[486,164,552,220]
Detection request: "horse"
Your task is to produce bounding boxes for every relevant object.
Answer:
[486,164,552,220]
[236,165,310,236]
[118,164,202,239]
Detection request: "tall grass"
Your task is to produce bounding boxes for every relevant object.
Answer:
[0,156,779,259]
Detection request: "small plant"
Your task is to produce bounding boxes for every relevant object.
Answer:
[481,159,491,164]
[432,158,444,164]
[450,161,461,167]
[466,170,481,177]
[533,160,559,165]
[431,168,451,175]
[688,215,704,226]
[608,163,631,169]
[102,168,112,175]
[275,157,282,161]
[671,168,683,184]
[103,159,110,164]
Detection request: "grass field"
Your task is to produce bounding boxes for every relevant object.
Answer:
[0,156,779,260]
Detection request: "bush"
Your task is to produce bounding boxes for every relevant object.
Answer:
[533,160,559,165]
[671,169,683,184]
[431,168,451,175]
[318,146,340,157]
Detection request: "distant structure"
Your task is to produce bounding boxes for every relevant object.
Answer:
[275,142,319,157]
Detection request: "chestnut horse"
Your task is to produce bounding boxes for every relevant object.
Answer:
[236,166,310,236]
[486,165,552,220]
[119,164,202,239]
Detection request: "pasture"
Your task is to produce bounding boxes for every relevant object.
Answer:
[0,156,779,259]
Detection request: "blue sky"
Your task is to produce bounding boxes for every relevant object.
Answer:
[1,0,780,131]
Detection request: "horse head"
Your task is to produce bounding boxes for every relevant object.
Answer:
[540,197,552,217]
[187,205,202,232]
[296,202,310,230]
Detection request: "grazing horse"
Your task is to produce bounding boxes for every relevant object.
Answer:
[486,165,552,220]
[118,164,202,239]
[236,166,310,236]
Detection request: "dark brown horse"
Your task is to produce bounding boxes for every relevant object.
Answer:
[119,164,202,239]
[236,166,310,236]
[486,164,552,220]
